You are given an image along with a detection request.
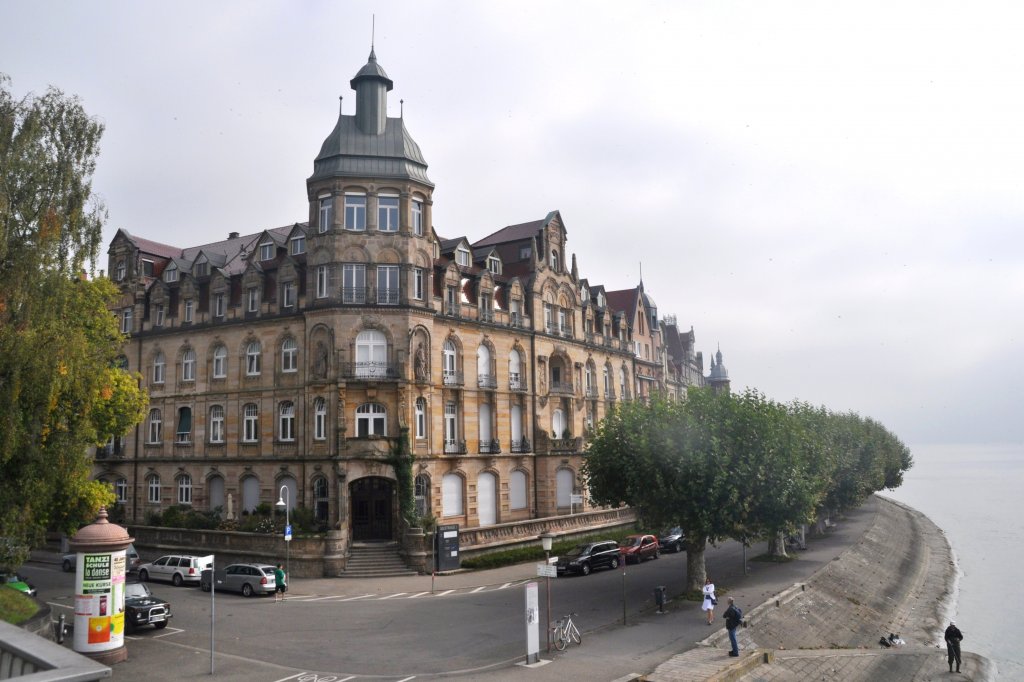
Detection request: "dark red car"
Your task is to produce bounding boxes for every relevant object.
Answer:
[619,534,660,563]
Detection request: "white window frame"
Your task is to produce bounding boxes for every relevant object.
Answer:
[279,402,295,441]
[209,405,225,443]
[487,256,501,274]
[121,308,132,333]
[114,478,128,503]
[314,397,327,441]
[281,338,298,373]
[147,409,162,443]
[377,265,399,305]
[259,242,274,261]
[243,403,259,442]
[444,401,458,447]
[246,341,261,376]
[319,196,333,233]
[154,304,165,327]
[455,247,470,267]
[344,194,367,231]
[283,281,295,308]
[153,353,165,384]
[164,266,178,283]
[213,346,227,379]
[148,476,161,504]
[413,267,424,301]
[355,330,388,377]
[442,340,458,384]
[356,402,387,437]
[247,287,259,313]
[182,349,196,381]
[415,397,426,439]
[378,194,399,232]
[412,199,423,236]
[290,235,306,255]
[342,264,366,303]
[184,299,194,323]
[316,265,329,299]
[115,259,126,281]
[213,293,225,318]
[177,475,192,505]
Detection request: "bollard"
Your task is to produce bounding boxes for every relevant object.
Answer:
[654,585,667,613]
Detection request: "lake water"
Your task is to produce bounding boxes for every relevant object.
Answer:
[881,442,1024,680]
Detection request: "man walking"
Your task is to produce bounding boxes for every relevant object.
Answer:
[724,597,743,657]
[944,620,963,673]
[274,564,287,603]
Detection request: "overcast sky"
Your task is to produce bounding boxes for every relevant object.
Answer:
[3,1,1022,448]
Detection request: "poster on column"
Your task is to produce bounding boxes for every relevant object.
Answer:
[73,549,126,652]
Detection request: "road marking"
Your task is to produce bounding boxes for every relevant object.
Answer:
[498,582,513,589]
[299,595,343,602]
[395,677,416,682]
[471,586,486,593]
[433,589,455,596]
[337,593,375,602]
[378,592,408,600]
[407,591,431,598]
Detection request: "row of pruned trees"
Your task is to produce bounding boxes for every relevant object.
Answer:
[583,387,912,592]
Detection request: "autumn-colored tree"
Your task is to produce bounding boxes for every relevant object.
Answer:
[0,75,147,562]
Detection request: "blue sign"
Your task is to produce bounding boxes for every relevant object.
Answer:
[284,525,292,542]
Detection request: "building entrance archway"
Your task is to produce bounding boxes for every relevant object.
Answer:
[350,477,394,541]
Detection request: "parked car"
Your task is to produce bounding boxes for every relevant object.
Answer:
[555,541,620,576]
[0,571,37,597]
[658,527,686,553]
[200,563,277,597]
[137,554,213,586]
[124,581,171,630]
[619,534,660,563]
[62,543,141,573]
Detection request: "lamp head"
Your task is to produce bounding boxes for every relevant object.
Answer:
[540,532,554,552]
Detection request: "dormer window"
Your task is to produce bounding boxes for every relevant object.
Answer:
[115,260,126,281]
[259,242,274,261]
[141,259,154,277]
[456,247,470,267]
[581,285,589,302]
[318,196,333,234]
[519,245,531,261]
[344,193,366,231]
[378,195,399,232]
[290,235,305,255]
[487,256,501,275]
[597,292,605,308]
[194,261,208,277]
[164,266,178,283]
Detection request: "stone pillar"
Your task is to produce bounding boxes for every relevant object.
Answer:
[68,508,134,665]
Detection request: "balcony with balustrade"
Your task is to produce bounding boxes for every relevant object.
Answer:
[341,361,401,380]
[509,374,528,392]
[342,287,369,304]
[443,369,464,387]
[376,288,400,305]
[549,380,574,396]
[510,437,532,453]
[478,439,501,454]
[478,373,497,390]
[444,439,467,455]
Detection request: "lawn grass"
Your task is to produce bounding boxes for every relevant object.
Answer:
[0,585,39,625]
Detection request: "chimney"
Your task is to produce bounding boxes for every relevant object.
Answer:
[229,232,239,239]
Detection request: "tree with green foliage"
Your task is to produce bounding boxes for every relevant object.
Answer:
[0,74,147,556]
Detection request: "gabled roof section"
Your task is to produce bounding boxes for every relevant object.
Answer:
[605,286,639,323]
[472,210,562,248]
[113,228,180,260]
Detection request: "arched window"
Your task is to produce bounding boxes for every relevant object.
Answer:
[510,470,527,510]
[115,259,126,281]
[153,352,165,384]
[147,408,162,443]
[114,478,128,503]
[604,364,611,395]
[209,405,224,443]
[208,475,225,512]
[356,403,386,437]
[556,469,574,508]
[509,349,524,391]
[478,472,496,526]
[176,407,192,444]
[279,401,295,441]
[182,348,196,381]
[619,366,627,397]
[212,345,227,378]
[414,474,430,517]
[476,345,492,388]
[478,402,492,448]
[442,340,458,384]
[241,476,259,513]
[355,330,388,377]
[552,408,565,439]
[243,403,259,442]
[281,339,298,373]
[585,363,594,394]
[510,403,523,450]
[314,397,327,440]
[313,476,329,524]
[441,473,463,517]
[246,341,261,376]
[415,397,426,439]
[177,474,192,505]
[148,475,161,504]
[444,401,458,451]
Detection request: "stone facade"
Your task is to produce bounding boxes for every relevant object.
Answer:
[95,50,719,561]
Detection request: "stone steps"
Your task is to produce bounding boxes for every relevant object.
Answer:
[342,542,417,578]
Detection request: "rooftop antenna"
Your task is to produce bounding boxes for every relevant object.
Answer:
[400,98,404,118]
[338,95,343,116]
[372,14,375,51]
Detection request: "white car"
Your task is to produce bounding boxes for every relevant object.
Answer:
[137,554,213,586]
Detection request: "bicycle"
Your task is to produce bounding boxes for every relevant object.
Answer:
[552,613,582,651]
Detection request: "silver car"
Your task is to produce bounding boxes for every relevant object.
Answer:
[200,563,277,597]
[138,554,213,586]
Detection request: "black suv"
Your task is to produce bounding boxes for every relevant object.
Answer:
[556,541,620,576]
[124,582,172,630]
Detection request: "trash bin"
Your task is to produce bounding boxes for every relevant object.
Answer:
[654,585,667,612]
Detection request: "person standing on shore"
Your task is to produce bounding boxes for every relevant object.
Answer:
[724,597,743,657]
[702,577,716,625]
[945,620,963,673]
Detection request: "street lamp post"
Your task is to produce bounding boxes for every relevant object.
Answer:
[540,532,554,654]
[276,486,291,584]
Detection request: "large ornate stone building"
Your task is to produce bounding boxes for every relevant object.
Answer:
[98,50,723,549]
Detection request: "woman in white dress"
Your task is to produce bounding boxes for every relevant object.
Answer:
[702,577,716,625]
